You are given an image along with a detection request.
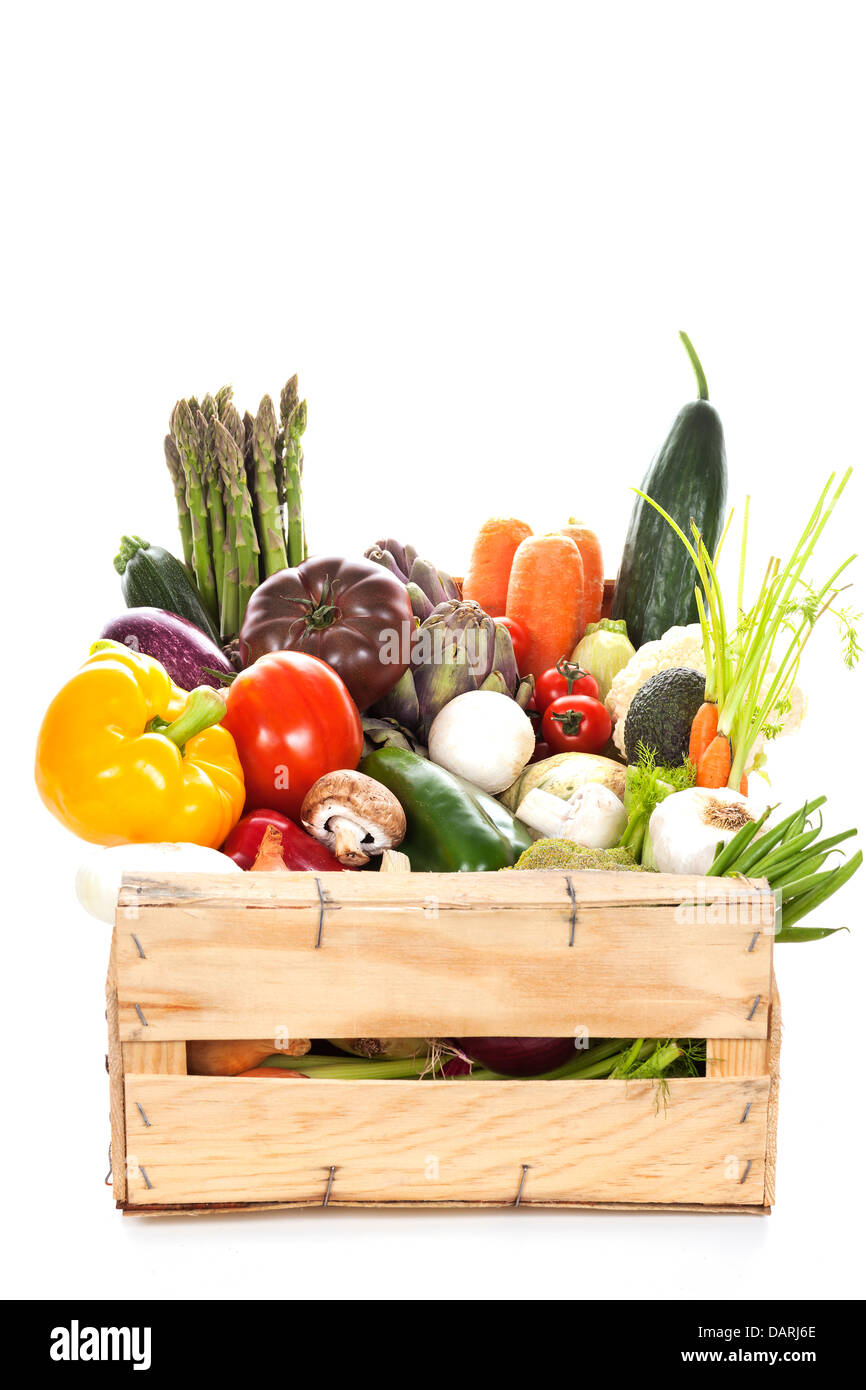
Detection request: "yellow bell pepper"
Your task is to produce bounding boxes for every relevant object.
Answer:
[35,640,245,847]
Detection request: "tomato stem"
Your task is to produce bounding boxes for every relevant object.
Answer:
[551,708,585,735]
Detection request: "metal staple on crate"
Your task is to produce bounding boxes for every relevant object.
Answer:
[746,995,761,1021]
[134,1002,148,1028]
[740,1159,753,1186]
[131,933,146,959]
[136,1102,151,1128]
[740,1102,752,1124]
[314,877,326,949]
[139,1166,153,1191]
[565,877,578,947]
[323,1166,336,1206]
[514,1164,531,1207]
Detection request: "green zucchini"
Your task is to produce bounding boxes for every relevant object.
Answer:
[114,535,221,643]
[611,333,727,650]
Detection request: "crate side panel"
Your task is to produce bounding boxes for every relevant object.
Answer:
[123,1075,769,1207]
[114,891,773,1042]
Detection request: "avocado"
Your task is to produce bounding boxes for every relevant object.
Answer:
[624,667,706,766]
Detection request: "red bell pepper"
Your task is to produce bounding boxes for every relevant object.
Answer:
[222,808,352,872]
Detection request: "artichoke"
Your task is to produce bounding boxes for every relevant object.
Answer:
[365,539,460,623]
[372,598,534,741]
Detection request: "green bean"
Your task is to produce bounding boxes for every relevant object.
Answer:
[764,829,858,884]
[775,925,849,943]
[779,866,844,902]
[782,802,808,842]
[767,852,831,889]
[708,805,773,877]
[733,798,825,874]
[779,850,862,930]
[745,825,823,877]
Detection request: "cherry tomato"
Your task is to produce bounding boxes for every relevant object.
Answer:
[493,616,531,676]
[223,651,363,822]
[534,658,600,713]
[541,694,612,755]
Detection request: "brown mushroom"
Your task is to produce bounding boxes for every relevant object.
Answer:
[300,770,406,866]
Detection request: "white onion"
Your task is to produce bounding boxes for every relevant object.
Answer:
[428,690,536,794]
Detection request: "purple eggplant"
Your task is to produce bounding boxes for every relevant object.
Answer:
[99,608,235,690]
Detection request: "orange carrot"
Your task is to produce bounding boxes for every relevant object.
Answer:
[505,534,584,680]
[696,733,732,788]
[689,701,718,766]
[696,729,749,794]
[560,520,604,635]
[463,516,533,616]
[187,1039,310,1075]
[237,1067,308,1078]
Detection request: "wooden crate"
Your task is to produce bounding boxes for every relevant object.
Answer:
[107,869,780,1215]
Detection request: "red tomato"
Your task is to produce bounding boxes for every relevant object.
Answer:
[493,616,531,676]
[223,652,363,822]
[534,658,600,713]
[541,694,611,754]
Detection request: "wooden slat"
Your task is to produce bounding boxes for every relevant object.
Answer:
[119,868,773,912]
[114,871,774,1041]
[123,1074,770,1207]
[124,1199,770,1217]
[105,941,126,1204]
[707,1037,770,1077]
[122,1042,187,1074]
[764,977,782,1207]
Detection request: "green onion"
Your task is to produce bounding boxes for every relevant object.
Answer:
[638,474,858,788]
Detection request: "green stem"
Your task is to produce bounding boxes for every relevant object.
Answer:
[535,1038,630,1080]
[153,687,227,749]
[252,395,288,577]
[679,331,709,400]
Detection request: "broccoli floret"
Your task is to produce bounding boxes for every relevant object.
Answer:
[510,839,645,871]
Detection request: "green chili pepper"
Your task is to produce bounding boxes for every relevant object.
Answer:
[359,746,532,871]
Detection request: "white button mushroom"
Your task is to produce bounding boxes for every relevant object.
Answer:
[516,783,628,848]
[300,770,407,866]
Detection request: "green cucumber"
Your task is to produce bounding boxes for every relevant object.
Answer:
[611,333,728,650]
[114,535,221,643]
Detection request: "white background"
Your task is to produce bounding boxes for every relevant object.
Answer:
[3,1,865,1301]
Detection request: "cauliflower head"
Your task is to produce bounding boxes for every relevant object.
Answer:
[606,625,705,756]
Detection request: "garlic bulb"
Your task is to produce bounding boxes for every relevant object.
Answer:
[648,788,770,877]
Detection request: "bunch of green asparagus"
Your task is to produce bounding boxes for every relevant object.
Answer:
[164,376,307,642]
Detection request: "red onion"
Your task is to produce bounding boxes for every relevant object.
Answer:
[455,1037,576,1077]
